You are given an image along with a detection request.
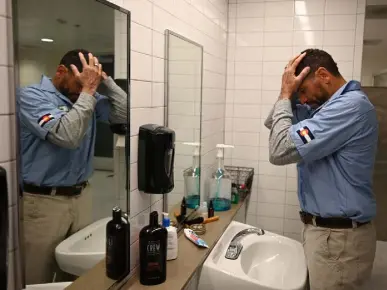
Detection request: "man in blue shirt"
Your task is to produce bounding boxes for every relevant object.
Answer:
[265,49,378,290]
[18,49,127,284]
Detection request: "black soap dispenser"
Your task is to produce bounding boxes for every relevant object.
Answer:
[139,211,168,285]
[106,207,130,280]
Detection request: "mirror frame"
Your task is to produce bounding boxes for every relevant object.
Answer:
[163,29,204,217]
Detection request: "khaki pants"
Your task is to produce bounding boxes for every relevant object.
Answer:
[23,185,92,285]
[303,223,376,290]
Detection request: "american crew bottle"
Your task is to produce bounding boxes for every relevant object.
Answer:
[140,211,168,285]
[106,207,130,280]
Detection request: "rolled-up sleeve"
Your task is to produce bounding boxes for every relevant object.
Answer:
[269,99,302,165]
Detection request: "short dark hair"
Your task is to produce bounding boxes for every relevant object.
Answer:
[59,49,90,72]
[295,49,341,78]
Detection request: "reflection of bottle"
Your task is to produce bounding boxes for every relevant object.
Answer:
[140,211,167,285]
[183,142,201,209]
[106,207,130,280]
[208,144,234,211]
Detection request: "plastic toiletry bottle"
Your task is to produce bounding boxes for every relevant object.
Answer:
[162,213,178,261]
[183,142,201,209]
[140,211,167,285]
[199,201,208,219]
[181,197,187,216]
[231,183,240,204]
[208,200,215,218]
[106,206,130,280]
[208,144,234,211]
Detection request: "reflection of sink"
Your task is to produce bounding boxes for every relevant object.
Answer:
[55,217,110,276]
[198,221,307,290]
[25,282,72,290]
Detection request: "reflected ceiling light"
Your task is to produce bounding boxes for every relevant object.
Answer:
[41,38,54,43]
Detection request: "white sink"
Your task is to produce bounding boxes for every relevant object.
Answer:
[198,221,307,290]
[55,217,110,276]
[25,282,72,290]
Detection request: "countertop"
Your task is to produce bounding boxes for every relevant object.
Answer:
[65,198,248,290]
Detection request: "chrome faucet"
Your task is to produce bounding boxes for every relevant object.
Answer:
[225,228,265,260]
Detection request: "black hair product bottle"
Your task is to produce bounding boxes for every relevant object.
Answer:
[208,200,215,218]
[181,197,187,216]
[106,207,130,280]
[139,211,167,285]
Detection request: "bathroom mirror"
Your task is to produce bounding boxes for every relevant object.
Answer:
[164,30,203,230]
[14,0,130,286]
[361,7,387,241]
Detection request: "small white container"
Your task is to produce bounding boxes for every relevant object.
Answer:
[199,201,208,219]
[162,213,178,260]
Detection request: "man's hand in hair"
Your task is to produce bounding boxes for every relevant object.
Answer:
[280,53,310,100]
[71,52,102,96]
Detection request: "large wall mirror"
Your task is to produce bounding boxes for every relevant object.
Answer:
[361,2,387,241]
[14,0,130,286]
[164,30,203,226]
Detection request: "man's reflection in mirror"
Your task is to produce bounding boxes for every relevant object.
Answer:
[17,49,128,284]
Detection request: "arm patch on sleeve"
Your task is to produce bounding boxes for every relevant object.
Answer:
[297,126,315,144]
[38,114,54,127]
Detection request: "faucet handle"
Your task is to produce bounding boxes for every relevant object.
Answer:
[225,243,243,260]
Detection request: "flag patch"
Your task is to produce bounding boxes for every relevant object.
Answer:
[297,126,315,144]
[38,114,54,127]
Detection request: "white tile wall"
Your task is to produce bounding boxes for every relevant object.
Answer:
[226,0,366,238]
[110,0,228,274]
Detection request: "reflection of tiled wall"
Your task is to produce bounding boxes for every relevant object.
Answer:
[226,0,366,241]
[167,35,202,207]
[1,0,22,288]
[108,0,228,275]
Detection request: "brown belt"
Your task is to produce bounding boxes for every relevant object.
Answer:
[299,211,370,229]
[23,181,88,196]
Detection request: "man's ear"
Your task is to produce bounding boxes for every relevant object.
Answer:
[315,67,330,84]
[55,65,68,76]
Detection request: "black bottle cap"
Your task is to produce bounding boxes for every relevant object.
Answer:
[112,206,122,222]
[209,200,214,208]
[150,211,159,226]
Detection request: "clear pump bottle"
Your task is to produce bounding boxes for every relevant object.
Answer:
[183,142,201,209]
[208,144,234,211]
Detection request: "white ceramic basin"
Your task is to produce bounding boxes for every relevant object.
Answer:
[55,217,110,276]
[25,282,72,290]
[198,221,307,290]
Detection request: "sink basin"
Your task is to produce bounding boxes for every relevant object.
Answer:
[55,217,110,276]
[198,221,307,290]
[25,282,72,290]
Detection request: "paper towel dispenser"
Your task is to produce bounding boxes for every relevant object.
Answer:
[138,124,175,194]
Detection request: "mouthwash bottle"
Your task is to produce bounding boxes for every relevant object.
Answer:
[183,142,201,209]
[208,144,234,211]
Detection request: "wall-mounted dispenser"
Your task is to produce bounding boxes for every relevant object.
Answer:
[0,166,8,289]
[138,124,175,194]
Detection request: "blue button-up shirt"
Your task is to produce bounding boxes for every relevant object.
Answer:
[17,75,111,187]
[289,81,378,222]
